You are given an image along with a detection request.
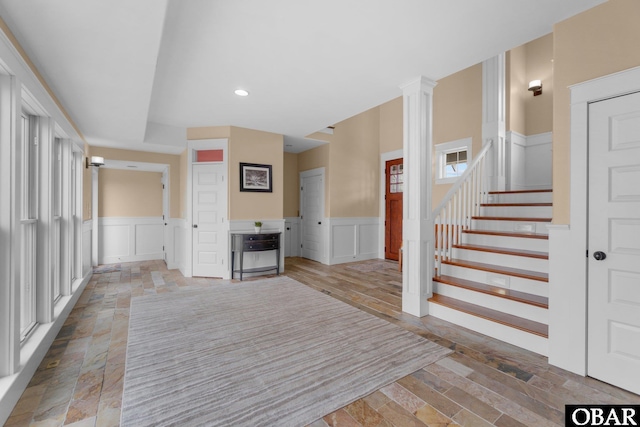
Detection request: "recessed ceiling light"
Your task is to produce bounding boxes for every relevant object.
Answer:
[234,89,249,97]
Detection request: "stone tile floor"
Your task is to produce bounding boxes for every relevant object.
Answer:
[5,258,640,426]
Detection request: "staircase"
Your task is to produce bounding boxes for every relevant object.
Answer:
[429,189,551,356]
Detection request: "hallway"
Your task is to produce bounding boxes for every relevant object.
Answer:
[5,258,639,426]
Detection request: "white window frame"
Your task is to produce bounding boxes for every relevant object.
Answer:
[435,137,472,185]
[19,112,37,341]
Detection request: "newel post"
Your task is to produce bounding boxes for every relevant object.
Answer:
[401,76,437,317]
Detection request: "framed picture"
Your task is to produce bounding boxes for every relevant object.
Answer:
[240,162,272,192]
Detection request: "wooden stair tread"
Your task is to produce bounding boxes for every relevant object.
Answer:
[434,275,548,308]
[488,189,552,194]
[452,244,548,259]
[463,230,548,240]
[441,258,548,282]
[429,294,549,337]
[472,216,551,222]
[481,203,552,207]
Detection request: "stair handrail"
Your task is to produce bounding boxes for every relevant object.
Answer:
[432,139,493,279]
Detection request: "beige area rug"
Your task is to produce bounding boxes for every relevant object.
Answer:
[121,276,450,427]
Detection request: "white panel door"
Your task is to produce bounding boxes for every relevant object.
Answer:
[588,91,640,394]
[192,163,227,277]
[301,172,324,263]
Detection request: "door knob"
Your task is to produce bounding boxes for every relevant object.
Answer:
[193,224,198,228]
[593,251,606,261]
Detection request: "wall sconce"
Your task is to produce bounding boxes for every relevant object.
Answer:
[528,79,542,96]
[86,156,105,168]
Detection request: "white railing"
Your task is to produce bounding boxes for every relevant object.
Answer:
[433,139,493,278]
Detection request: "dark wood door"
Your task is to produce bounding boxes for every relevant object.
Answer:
[385,158,403,261]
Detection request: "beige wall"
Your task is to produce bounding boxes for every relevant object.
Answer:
[553,0,640,224]
[433,63,483,208]
[298,144,330,217]
[525,34,553,136]
[507,45,527,134]
[98,169,163,217]
[187,126,231,140]
[185,125,283,220]
[228,126,283,220]
[329,107,380,218]
[283,152,299,217]
[508,33,553,136]
[90,147,182,218]
[379,96,403,154]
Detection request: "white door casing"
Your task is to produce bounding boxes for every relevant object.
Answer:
[192,163,227,277]
[300,168,324,263]
[587,91,640,394]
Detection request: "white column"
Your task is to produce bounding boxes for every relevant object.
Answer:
[60,139,72,296]
[401,76,437,317]
[0,74,20,376]
[36,117,55,324]
[482,53,506,191]
[91,166,99,267]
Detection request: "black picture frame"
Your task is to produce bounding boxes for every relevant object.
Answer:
[239,162,272,192]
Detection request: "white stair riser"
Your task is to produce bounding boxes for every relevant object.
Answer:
[486,192,552,204]
[434,282,548,324]
[480,206,552,218]
[439,263,548,297]
[472,219,550,235]
[428,302,548,356]
[462,233,549,252]
[451,248,548,274]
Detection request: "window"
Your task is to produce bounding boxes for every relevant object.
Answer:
[52,138,62,301]
[20,113,37,340]
[435,138,472,184]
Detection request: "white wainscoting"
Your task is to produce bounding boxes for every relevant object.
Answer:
[98,217,164,265]
[507,131,552,191]
[328,217,380,265]
[229,220,286,278]
[82,220,92,277]
[284,217,300,257]
[166,218,187,271]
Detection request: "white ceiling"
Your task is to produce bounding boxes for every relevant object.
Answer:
[0,0,604,154]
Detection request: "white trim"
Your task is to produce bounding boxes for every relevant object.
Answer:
[401,76,436,317]
[435,137,473,185]
[82,220,92,278]
[506,131,553,191]
[549,65,640,375]
[482,53,507,192]
[379,149,403,259]
[98,217,164,265]
[284,216,301,257]
[185,138,228,278]
[91,167,98,267]
[526,131,553,147]
[165,218,187,271]
[327,217,380,265]
[0,74,19,379]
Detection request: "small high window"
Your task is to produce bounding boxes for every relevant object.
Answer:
[436,138,472,184]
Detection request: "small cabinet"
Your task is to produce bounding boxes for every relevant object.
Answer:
[231,232,281,280]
